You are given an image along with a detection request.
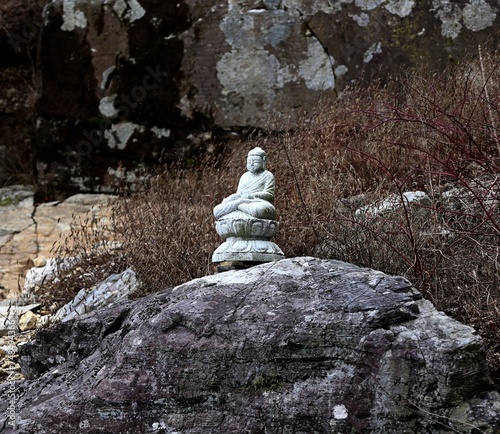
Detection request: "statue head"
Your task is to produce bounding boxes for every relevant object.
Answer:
[247,147,266,173]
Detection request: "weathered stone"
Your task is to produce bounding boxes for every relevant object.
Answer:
[0,189,115,299]
[51,267,139,323]
[17,310,37,331]
[0,303,40,336]
[1,257,498,433]
[355,190,431,217]
[22,258,76,294]
[32,256,47,268]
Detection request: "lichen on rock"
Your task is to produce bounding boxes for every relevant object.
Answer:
[60,0,88,32]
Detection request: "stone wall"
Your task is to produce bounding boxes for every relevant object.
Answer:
[1,0,499,196]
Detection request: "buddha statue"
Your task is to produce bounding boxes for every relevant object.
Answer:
[212,147,284,265]
[213,147,276,220]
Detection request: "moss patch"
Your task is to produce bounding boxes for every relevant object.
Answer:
[0,197,14,206]
[249,373,283,391]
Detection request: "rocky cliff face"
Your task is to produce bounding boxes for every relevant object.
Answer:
[0,0,47,186]
[1,0,499,195]
[1,257,499,433]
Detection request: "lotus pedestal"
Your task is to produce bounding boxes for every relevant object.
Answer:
[212,214,284,264]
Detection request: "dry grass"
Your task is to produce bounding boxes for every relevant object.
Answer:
[110,166,220,294]
[48,49,500,383]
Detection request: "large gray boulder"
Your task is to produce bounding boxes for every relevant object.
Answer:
[30,0,500,194]
[1,257,499,433]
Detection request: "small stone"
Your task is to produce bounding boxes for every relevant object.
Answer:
[18,311,38,331]
[33,256,47,268]
[37,316,52,328]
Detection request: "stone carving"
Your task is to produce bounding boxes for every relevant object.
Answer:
[212,147,284,263]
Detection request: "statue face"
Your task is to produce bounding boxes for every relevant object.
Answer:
[247,156,264,173]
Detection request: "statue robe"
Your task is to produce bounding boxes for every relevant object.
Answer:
[214,170,276,220]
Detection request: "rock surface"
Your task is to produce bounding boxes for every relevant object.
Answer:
[52,267,139,323]
[0,186,115,299]
[0,0,47,186]
[1,257,499,433]
[0,268,138,385]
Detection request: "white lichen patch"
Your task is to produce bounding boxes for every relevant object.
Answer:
[177,95,193,119]
[107,167,139,184]
[463,0,496,32]
[70,176,107,192]
[99,95,119,118]
[434,2,463,39]
[112,0,146,23]
[355,0,386,11]
[351,12,370,27]
[384,0,415,17]
[333,404,349,419]
[105,122,144,150]
[363,42,382,63]
[113,0,127,17]
[151,421,178,432]
[61,0,88,31]
[151,126,171,138]
[125,0,146,22]
[335,65,348,78]
[298,38,335,91]
[433,0,496,39]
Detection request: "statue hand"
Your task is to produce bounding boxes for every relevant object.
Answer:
[222,193,240,203]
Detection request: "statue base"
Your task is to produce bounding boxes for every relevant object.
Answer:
[212,214,285,264]
[212,237,284,263]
